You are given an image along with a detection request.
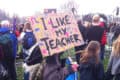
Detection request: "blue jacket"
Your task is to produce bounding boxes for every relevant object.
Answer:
[79,58,104,80]
[0,27,18,58]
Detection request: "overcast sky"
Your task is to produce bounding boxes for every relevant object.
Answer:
[0,0,119,17]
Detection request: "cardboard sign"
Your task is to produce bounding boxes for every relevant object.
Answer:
[28,13,84,57]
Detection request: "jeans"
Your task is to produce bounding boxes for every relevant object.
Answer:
[2,58,17,80]
[24,72,29,80]
[114,74,120,80]
[100,45,105,61]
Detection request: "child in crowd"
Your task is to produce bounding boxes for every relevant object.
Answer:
[19,22,43,80]
[79,41,104,80]
[106,35,120,80]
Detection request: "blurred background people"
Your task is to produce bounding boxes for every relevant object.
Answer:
[0,20,18,80]
[86,14,106,60]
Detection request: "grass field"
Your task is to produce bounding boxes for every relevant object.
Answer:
[17,66,24,80]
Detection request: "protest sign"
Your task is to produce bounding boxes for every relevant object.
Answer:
[28,13,84,57]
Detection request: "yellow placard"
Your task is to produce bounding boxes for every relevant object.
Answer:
[28,13,84,57]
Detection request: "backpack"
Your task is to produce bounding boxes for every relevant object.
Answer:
[0,33,14,60]
[23,32,36,49]
[23,32,43,65]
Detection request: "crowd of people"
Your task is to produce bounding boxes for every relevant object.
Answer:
[0,14,120,80]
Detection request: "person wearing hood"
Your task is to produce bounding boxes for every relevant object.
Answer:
[0,20,18,80]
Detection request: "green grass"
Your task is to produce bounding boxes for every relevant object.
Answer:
[103,57,109,71]
[17,66,24,80]
[60,48,75,59]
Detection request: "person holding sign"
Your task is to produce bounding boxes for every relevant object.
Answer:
[43,54,78,80]
[28,13,84,57]
[75,20,87,64]
[28,13,83,80]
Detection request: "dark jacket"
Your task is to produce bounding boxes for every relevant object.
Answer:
[0,27,17,80]
[43,54,71,80]
[75,25,87,51]
[75,25,87,63]
[112,26,120,41]
[87,25,104,44]
[78,25,87,41]
[79,59,104,80]
[75,22,87,51]
[22,31,43,65]
[25,46,43,65]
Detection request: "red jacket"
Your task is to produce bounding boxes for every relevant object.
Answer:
[15,30,20,37]
[101,31,107,45]
[99,22,107,45]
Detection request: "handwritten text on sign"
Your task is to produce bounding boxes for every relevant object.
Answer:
[29,13,83,57]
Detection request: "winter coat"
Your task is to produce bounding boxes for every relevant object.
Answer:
[0,27,17,80]
[43,54,72,80]
[19,31,43,65]
[25,46,43,65]
[78,25,87,41]
[75,25,87,63]
[79,58,104,80]
[112,26,120,41]
[0,27,18,58]
[87,25,104,44]
[75,24,87,51]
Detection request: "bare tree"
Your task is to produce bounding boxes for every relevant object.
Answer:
[0,9,22,24]
[61,0,79,16]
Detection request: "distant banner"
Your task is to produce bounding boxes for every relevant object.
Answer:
[44,9,57,14]
[28,13,84,57]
